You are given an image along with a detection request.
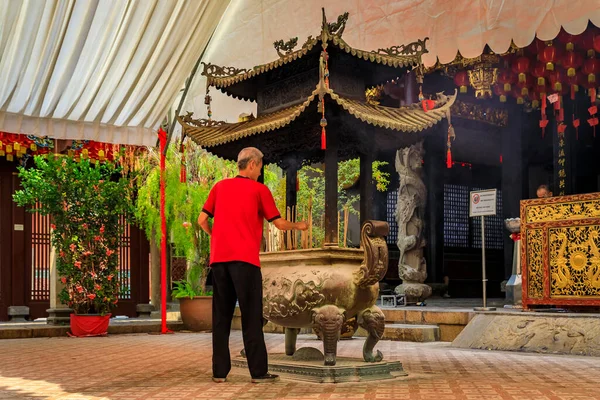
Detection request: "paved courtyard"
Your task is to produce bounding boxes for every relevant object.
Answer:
[1,332,599,400]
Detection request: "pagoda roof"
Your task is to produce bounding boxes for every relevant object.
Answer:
[178,87,457,149]
[201,9,428,101]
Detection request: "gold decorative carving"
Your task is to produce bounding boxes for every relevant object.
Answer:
[377,38,429,58]
[365,85,384,105]
[527,229,544,299]
[549,226,600,297]
[526,200,600,223]
[274,37,299,57]
[180,112,227,128]
[467,66,498,98]
[325,11,349,37]
[451,100,508,127]
[201,62,249,79]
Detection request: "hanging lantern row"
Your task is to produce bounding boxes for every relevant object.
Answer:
[0,132,144,164]
[453,25,600,107]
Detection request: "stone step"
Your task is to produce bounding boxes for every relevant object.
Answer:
[382,323,440,342]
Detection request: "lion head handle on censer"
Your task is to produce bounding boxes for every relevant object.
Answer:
[353,220,390,288]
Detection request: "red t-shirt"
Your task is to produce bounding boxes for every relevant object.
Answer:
[202,176,281,267]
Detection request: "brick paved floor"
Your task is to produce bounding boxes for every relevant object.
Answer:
[1,332,599,400]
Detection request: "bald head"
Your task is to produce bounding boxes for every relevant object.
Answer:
[237,147,264,181]
[237,147,263,170]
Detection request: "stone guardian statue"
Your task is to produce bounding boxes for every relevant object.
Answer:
[394,142,432,302]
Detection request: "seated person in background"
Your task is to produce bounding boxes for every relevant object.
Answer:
[536,184,553,198]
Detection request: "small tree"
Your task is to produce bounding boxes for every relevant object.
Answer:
[13,155,135,315]
[135,141,237,296]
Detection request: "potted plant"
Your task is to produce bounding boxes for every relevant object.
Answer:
[14,154,135,336]
[172,258,213,331]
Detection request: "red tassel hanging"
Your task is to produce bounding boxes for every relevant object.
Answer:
[446,123,454,169]
[591,88,597,105]
[320,96,327,150]
[179,142,187,183]
[589,104,599,138]
[571,85,576,100]
[573,116,580,140]
[321,127,327,150]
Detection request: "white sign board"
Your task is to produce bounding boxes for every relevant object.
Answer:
[469,189,497,217]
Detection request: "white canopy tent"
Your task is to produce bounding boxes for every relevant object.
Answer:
[0,0,230,147]
[185,0,600,124]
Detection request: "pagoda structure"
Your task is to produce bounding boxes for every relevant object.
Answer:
[178,10,457,367]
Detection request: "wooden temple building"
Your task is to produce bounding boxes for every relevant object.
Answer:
[179,10,600,309]
[178,11,456,300]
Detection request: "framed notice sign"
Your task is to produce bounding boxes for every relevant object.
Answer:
[469,189,497,217]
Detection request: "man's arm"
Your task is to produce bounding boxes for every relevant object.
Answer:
[198,211,212,236]
[273,218,308,231]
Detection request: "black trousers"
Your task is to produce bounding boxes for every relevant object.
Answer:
[211,261,268,378]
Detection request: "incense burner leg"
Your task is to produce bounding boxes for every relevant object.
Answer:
[313,305,345,366]
[358,306,385,362]
[284,327,301,356]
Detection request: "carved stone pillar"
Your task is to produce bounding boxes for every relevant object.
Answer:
[394,142,432,302]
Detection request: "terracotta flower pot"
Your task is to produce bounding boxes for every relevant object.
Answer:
[179,296,213,331]
[69,313,111,337]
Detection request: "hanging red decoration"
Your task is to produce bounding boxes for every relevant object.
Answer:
[540,42,559,71]
[454,70,469,93]
[573,115,580,140]
[493,84,507,103]
[594,32,600,54]
[179,140,187,183]
[531,62,547,87]
[320,100,327,150]
[566,73,580,100]
[446,123,455,169]
[580,29,598,57]
[511,86,525,104]
[562,51,583,77]
[546,69,565,92]
[512,56,530,83]
[557,29,579,52]
[529,90,540,109]
[497,69,515,92]
[582,58,599,84]
[158,127,170,335]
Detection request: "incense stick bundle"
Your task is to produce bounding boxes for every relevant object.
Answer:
[343,206,349,247]
[286,207,292,250]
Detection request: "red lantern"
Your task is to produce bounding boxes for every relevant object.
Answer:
[594,32,600,54]
[525,38,546,59]
[512,86,525,104]
[497,69,515,92]
[557,29,579,52]
[493,84,507,103]
[546,69,564,92]
[566,73,580,100]
[531,62,546,87]
[562,51,583,77]
[512,56,530,83]
[454,70,469,93]
[583,58,600,84]
[580,29,598,58]
[540,42,559,71]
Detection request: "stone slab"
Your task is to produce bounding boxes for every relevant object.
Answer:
[452,312,600,357]
[383,323,440,342]
[232,352,407,383]
[0,320,185,339]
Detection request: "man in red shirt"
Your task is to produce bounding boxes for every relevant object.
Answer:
[198,147,307,384]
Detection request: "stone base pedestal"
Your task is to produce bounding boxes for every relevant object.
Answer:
[505,274,522,306]
[395,283,432,303]
[46,308,73,326]
[136,304,155,318]
[232,351,406,383]
[8,306,30,322]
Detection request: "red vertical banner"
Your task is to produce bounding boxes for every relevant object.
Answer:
[158,128,171,334]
